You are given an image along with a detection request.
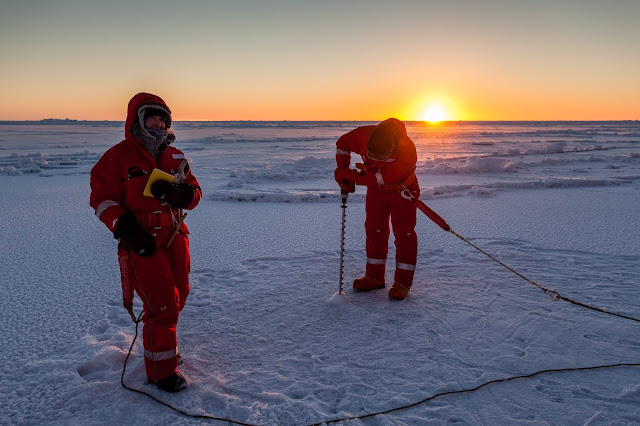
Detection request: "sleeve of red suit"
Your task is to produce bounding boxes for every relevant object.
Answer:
[181,168,202,210]
[90,151,128,232]
[335,125,375,166]
[335,126,378,186]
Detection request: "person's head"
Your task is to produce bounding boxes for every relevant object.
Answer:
[126,93,172,136]
[367,120,399,161]
[125,94,175,159]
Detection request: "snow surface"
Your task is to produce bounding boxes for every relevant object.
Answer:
[1,121,639,425]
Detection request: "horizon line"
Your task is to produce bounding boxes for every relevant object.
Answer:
[1,118,639,124]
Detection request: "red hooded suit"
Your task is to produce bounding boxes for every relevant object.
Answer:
[90,93,201,382]
[335,118,420,286]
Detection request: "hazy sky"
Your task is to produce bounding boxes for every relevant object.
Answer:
[1,0,638,121]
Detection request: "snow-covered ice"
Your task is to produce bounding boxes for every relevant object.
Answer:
[1,120,639,425]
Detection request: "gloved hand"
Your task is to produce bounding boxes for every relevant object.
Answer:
[150,180,195,208]
[114,212,157,257]
[334,167,360,185]
[354,163,379,187]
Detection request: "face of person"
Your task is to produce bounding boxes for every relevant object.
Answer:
[144,115,167,130]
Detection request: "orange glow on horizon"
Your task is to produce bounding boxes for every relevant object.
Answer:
[0,89,637,122]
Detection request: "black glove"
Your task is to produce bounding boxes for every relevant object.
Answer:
[113,212,157,257]
[150,180,195,208]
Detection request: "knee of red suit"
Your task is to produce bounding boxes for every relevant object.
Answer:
[393,232,418,256]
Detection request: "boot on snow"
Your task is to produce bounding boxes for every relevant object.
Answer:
[388,283,411,300]
[148,372,188,393]
[353,276,385,291]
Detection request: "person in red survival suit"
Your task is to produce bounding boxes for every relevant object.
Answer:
[334,118,419,300]
[90,92,202,392]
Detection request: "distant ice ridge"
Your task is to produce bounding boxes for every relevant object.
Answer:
[227,156,334,183]
[421,176,636,199]
[495,141,636,156]
[221,144,637,185]
[417,153,638,175]
[174,120,364,130]
[467,126,640,138]
[418,156,522,174]
[182,135,333,145]
[209,189,366,203]
[209,176,635,203]
[0,151,100,175]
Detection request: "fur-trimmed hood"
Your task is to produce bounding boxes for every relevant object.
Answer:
[124,92,172,141]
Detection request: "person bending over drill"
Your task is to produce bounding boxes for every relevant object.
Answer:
[334,118,419,300]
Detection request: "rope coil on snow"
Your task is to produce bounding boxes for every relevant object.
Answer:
[545,290,561,302]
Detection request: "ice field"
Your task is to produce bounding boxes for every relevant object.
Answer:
[1,120,639,425]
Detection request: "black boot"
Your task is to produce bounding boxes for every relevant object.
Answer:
[148,372,188,393]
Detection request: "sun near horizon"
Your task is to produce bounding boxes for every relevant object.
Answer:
[419,104,450,123]
[401,97,462,124]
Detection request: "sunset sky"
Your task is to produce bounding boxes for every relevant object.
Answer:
[1,0,638,121]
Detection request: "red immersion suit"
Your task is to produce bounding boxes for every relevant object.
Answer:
[335,118,419,286]
[90,93,201,382]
